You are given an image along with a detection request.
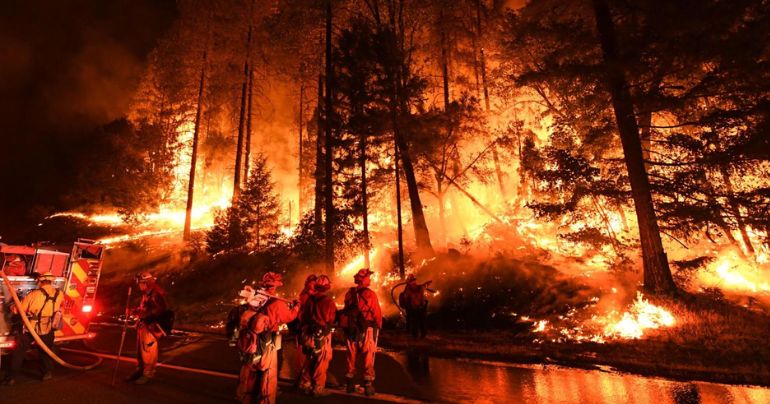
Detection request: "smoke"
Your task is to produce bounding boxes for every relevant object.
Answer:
[0,0,177,238]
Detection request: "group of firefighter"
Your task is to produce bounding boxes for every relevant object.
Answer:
[1,262,432,403]
[226,268,433,403]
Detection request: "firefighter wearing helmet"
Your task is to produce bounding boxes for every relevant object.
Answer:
[126,271,171,385]
[398,274,431,339]
[3,272,62,385]
[237,272,299,404]
[294,274,318,387]
[298,275,336,396]
[340,268,382,396]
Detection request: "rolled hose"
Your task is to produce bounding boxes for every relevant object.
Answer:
[1,269,103,370]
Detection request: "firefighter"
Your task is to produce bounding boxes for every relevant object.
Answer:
[294,274,317,385]
[2,271,63,385]
[340,268,382,396]
[299,274,318,308]
[3,254,27,276]
[239,272,299,404]
[235,286,270,401]
[398,274,431,339]
[298,275,336,396]
[126,271,170,385]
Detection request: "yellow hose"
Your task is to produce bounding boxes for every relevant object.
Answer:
[1,269,102,370]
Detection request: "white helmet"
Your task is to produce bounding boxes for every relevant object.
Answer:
[248,290,269,308]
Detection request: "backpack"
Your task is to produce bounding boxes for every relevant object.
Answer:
[341,288,370,337]
[236,299,276,365]
[37,288,62,335]
[236,310,260,356]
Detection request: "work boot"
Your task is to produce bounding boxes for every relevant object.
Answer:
[312,387,331,397]
[345,377,355,394]
[364,382,375,397]
[41,372,53,381]
[134,375,152,385]
[124,370,142,382]
[298,383,313,396]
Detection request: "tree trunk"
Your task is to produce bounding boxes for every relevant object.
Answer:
[382,0,434,256]
[323,0,335,273]
[359,113,371,268]
[438,189,447,248]
[314,74,324,229]
[395,141,406,279]
[439,6,450,111]
[183,50,207,241]
[244,67,253,183]
[395,129,434,255]
[592,0,676,294]
[476,0,506,198]
[298,75,305,213]
[639,110,652,171]
[232,25,252,206]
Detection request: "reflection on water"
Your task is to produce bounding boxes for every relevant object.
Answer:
[391,351,770,404]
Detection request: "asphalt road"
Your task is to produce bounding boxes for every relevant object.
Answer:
[4,325,770,403]
[0,325,424,403]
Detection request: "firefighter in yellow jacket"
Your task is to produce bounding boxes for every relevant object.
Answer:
[2,272,63,385]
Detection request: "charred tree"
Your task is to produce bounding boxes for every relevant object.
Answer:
[592,0,676,294]
[183,49,206,241]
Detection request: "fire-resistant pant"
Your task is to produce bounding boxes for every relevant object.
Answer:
[294,334,306,382]
[241,347,279,404]
[345,327,377,382]
[136,324,159,378]
[406,306,427,338]
[299,333,332,392]
[9,331,55,379]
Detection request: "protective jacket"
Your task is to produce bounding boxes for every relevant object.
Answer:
[399,283,427,310]
[20,284,63,335]
[342,287,382,330]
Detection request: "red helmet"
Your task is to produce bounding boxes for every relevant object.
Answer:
[354,268,373,284]
[261,272,283,288]
[304,274,318,287]
[314,275,331,292]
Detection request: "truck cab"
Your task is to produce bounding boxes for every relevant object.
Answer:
[0,239,104,350]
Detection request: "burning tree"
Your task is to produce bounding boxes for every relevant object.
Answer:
[206,153,281,254]
[501,0,770,294]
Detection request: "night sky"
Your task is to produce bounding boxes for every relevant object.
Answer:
[0,0,177,239]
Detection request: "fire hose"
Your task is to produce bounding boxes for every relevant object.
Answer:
[0,268,103,371]
[390,282,408,316]
[390,281,438,317]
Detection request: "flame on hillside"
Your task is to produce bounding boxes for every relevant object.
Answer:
[531,292,676,343]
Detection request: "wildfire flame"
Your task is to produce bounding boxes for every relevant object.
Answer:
[532,292,676,343]
[602,292,675,340]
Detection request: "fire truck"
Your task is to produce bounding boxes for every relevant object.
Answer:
[0,239,104,350]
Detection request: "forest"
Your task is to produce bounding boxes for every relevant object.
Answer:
[27,0,770,384]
